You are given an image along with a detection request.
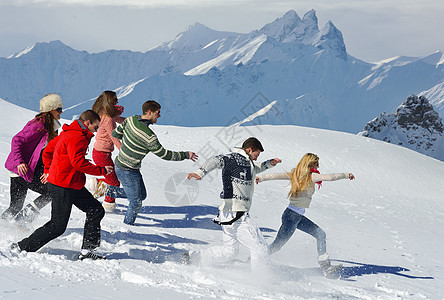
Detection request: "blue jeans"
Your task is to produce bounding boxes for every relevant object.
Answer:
[269,207,326,256]
[114,165,147,225]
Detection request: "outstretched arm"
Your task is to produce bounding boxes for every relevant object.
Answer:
[187,155,224,180]
[254,157,282,174]
[256,172,290,184]
[312,172,355,182]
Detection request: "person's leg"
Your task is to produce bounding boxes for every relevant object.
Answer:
[1,177,28,219]
[296,215,327,256]
[235,214,271,270]
[93,149,122,204]
[197,222,240,265]
[268,208,301,254]
[17,183,73,252]
[14,167,52,223]
[72,188,105,250]
[115,166,146,225]
[27,167,52,209]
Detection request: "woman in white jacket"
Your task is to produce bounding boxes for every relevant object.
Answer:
[256,153,354,276]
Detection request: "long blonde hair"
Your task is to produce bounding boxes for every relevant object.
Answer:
[288,153,319,198]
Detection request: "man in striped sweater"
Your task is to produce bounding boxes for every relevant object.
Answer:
[111,100,198,225]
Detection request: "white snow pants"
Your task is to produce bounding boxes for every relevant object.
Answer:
[199,211,270,270]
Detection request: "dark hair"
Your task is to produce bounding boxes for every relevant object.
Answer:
[241,137,264,152]
[91,90,119,118]
[79,110,101,123]
[142,100,161,115]
[34,112,57,141]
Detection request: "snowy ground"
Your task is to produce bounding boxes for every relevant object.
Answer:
[0,100,443,299]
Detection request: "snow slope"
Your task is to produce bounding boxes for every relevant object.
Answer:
[0,101,443,299]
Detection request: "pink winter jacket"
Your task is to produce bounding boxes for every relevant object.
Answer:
[4,118,49,182]
[93,114,123,153]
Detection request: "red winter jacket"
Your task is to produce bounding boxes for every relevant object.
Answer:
[43,120,106,190]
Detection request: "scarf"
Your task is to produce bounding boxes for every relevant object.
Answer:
[310,168,322,189]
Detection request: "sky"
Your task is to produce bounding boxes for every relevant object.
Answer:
[0,0,444,62]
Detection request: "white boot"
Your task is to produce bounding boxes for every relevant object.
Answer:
[102,201,117,213]
[318,253,342,277]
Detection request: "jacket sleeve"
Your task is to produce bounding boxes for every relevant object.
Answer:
[42,135,59,173]
[253,159,274,174]
[66,137,105,176]
[148,134,188,161]
[257,172,291,182]
[111,119,125,140]
[9,121,46,167]
[195,155,225,179]
[312,172,349,182]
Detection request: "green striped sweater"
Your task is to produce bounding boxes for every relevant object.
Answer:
[112,115,188,169]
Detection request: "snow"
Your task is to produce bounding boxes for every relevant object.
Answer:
[1,100,443,299]
[2,9,444,136]
[7,44,35,59]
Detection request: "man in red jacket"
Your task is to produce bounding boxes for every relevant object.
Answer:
[14,110,113,260]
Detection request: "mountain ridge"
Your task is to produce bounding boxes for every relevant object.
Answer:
[0,9,443,137]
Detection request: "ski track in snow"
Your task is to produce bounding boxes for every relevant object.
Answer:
[0,121,443,299]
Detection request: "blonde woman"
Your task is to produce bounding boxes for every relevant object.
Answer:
[256,153,355,276]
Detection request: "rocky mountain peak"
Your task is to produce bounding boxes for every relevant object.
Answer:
[396,95,444,133]
[359,94,444,161]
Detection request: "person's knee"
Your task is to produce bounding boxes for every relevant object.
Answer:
[51,225,67,238]
[95,206,105,220]
[88,206,105,222]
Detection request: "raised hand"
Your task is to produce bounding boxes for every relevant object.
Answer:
[270,158,282,166]
[188,152,199,162]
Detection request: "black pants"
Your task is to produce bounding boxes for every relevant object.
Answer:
[1,159,51,219]
[18,183,105,252]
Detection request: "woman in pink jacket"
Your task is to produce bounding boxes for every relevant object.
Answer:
[91,90,125,212]
[256,153,355,277]
[1,93,63,224]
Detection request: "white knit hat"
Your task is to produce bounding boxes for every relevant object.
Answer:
[39,93,64,113]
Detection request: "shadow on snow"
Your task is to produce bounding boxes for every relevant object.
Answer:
[117,204,276,233]
[273,259,434,281]
[334,259,434,281]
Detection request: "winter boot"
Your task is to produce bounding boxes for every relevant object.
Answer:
[102,201,117,213]
[318,253,342,278]
[14,203,40,224]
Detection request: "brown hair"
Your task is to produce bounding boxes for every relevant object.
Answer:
[92,91,119,118]
[142,100,161,115]
[34,112,58,141]
[79,110,101,123]
[241,137,264,152]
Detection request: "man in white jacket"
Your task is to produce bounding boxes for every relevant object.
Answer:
[187,137,281,270]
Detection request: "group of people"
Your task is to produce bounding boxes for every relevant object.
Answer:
[2,91,355,276]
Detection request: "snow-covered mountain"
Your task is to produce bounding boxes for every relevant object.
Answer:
[1,10,444,134]
[358,95,444,161]
[0,99,443,299]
